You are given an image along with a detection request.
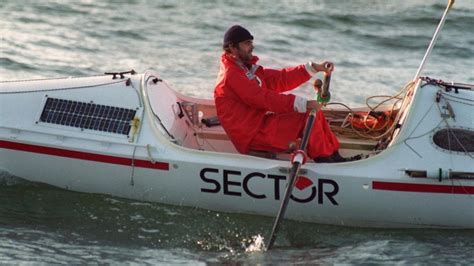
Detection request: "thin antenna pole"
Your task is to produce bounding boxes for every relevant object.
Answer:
[413,0,455,81]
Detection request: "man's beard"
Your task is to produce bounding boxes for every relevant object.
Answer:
[237,49,252,63]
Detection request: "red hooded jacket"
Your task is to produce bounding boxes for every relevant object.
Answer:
[214,53,311,154]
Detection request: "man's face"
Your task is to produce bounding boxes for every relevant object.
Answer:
[233,40,254,63]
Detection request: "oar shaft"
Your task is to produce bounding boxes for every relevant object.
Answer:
[299,109,316,149]
[266,109,317,250]
[413,0,455,80]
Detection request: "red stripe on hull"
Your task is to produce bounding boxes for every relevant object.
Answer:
[0,140,169,171]
[373,181,474,194]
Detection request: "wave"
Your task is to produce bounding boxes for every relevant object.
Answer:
[0,57,37,71]
[109,30,148,41]
[32,3,90,16]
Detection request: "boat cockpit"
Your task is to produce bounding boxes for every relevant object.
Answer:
[143,72,419,161]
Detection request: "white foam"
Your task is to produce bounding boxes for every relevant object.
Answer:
[245,234,265,253]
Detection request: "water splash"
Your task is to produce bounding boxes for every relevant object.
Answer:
[245,235,266,253]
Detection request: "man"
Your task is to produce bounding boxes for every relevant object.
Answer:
[214,25,346,162]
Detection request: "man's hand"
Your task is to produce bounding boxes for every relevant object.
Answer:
[306,100,322,111]
[311,61,334,75]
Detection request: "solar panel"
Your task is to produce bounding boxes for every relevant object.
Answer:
[39,97,136,136]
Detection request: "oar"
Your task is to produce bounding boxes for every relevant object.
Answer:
[266,66,332,250]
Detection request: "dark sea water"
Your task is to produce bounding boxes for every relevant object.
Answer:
[1,0,473,264]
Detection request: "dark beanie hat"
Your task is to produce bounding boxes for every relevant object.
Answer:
[223,25,254,47]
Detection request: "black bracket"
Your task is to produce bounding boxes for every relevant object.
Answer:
[421,76,468,93]
[176,102,184,119]
[105,69,136,80]
[435,90,441,102]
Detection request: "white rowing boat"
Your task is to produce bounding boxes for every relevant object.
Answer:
[0,69,472,228]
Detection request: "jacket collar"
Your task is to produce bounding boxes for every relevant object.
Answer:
[221,53,259,68]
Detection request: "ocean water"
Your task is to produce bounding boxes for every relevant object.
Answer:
[1,0,473,264]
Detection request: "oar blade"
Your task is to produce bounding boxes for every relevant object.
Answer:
[266,162,301,250]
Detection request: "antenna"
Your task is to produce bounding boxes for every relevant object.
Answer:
[413,0,455,81]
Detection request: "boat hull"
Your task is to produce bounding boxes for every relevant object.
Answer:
[1,138,473,228]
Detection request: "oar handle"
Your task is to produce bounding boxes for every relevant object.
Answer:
[321,72,331,98]
[316,62,333,103]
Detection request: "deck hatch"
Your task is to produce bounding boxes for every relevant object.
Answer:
[39,97,136,135]
[432,128,474,153]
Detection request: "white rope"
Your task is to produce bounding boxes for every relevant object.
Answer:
[130,146,137,186]
[146,144,157,164]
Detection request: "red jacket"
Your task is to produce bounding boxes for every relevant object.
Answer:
[214,53,311,154]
